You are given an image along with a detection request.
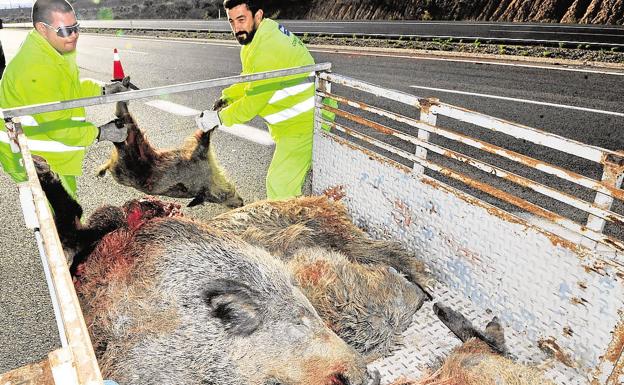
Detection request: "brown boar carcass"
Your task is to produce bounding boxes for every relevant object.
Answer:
[288,247,426,360]
[96,101,243,208]
[389,303,556,385]
[74,210,380,385]
[207,196,432,287]
[207,197,431,359]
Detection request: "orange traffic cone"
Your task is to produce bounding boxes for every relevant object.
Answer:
[112,48,125,81]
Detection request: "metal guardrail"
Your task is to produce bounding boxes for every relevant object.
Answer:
[315,72,624,252]
[5,22,624,49]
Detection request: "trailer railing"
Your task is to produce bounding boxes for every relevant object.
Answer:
[314,72,624,253]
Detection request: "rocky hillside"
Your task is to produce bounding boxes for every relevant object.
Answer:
[1,0,622,24]
[300,0,624,24]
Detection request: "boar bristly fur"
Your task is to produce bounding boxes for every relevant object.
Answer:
[77,216,378,385]
[208,196,432,291]
[96,101,243,208]
[288,247,426,360]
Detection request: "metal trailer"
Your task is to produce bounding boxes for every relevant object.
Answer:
[1,63,623,384]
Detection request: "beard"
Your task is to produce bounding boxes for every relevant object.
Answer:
[235,27,257,45]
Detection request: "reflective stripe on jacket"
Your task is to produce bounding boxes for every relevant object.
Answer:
[218,19,315,139]
[0,30,101,182]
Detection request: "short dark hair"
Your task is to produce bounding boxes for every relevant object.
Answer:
[223,0,261,15]
[32,0,75,27]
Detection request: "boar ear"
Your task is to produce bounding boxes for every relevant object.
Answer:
[202,279,263,336]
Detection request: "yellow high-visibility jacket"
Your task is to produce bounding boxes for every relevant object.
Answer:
[218,18,316,139]
[0,30,101,184]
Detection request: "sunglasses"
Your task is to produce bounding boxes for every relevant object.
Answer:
[41,22,80,38]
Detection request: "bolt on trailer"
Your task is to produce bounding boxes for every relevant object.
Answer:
[1,63,623,384]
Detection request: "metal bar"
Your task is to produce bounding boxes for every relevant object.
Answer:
[320,72,622,163]
[321,104,624,226]
[317,116,624,251]
[415,98,436,174]
[13,125,104,385]
[2,63,332,119]
[319,72,422,108]
[433,103,619,164]
[587,160,624,232]
[317,91,624,203]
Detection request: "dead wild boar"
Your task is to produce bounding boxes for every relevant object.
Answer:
[288,247,426,361]
[96,101,243,208]
[207,196,432,289]
[389,303,556,385]
[74,209,380,385]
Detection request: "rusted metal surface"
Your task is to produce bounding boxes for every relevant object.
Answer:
[12,127,104,385]
[319,72,423,109]
[592,319,624,385]
[433,103,620,164]
[319,118,620,251]
[316,91,624,203]
[319,104,624,233]
[587,157,624,232]
[322,185,346,201]
[0,358,53,385]
[538,337,575,368]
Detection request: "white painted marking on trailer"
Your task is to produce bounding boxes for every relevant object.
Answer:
[409,85,624,117]
[145,100,200,116]
[144,100,275,145]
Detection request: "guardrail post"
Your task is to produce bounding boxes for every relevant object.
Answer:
[414,98,437,174]
[586,154,624,233]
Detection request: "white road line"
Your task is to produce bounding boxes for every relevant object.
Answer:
[310,47,624,76]
[90,35,624,76]
[144,100,274,145]
[92,46,149,55]
[145,100,200,116]
[409,85,624,117]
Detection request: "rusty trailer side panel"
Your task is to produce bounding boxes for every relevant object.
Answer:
[312,74,624,384]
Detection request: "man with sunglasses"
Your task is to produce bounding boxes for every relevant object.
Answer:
[0,0,130,202]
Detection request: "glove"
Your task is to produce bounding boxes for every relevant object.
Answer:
[195,110,221,132]
[102,76,132,95]
[97,119,128,142]
[212,97,229,111]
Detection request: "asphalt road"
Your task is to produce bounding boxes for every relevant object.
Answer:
[6,19,624,47]
[0,28,623,374]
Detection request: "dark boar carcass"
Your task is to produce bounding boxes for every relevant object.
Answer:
[389,303,556,385]
[75,210,379,385]
[96,101,243,208]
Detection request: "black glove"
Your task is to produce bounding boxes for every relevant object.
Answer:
[97,119,128,142]
[212,97,229,111]
[102,76,133,95]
